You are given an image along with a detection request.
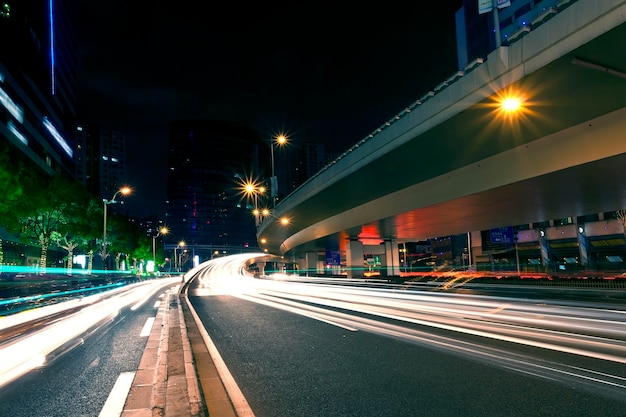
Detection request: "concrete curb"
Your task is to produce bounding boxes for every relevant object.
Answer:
[122,291,207,416]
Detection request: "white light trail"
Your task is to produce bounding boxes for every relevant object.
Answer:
[190,254,626,401]
[0,278,180,389]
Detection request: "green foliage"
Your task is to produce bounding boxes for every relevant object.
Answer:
[18,175,78,244]
[131,233,153,262]
[0,162,106,267]
[0,145,156,267]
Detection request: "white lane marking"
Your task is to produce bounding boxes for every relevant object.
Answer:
[140,317,155,337]
[153,300,161,309]
[186,296,256,416]
[99,371,135,417]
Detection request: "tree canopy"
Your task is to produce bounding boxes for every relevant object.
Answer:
[0,147,152,272]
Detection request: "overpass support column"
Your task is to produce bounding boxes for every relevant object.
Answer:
[382,239,401,278]
[538,230,550,273]
[304,252,317,276]
[346,239,364,279]
[257,261,267,277]
[577,224,589,269]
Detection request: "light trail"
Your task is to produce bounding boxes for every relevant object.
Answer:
[0,278,180,389]
[191,254,626,402]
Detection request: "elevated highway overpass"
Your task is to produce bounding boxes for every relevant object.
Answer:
[257,0,626,276]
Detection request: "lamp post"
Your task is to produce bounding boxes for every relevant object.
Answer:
[152,226,168,266]
[244,181,267,227]
[101,186,131,268]
[269,134,287,207]
[174,240,185,272]
[179,248,187,272]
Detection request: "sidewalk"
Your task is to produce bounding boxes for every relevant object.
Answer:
[121,289,238,417]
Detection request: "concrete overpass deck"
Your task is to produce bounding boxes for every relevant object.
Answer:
[257,0,626,260]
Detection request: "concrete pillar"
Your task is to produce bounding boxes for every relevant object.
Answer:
[382,239,401,278]
[577,224,589,268]
[257,261,267,276]
[538,230,550,272]
[346,239,364,278]
[305,252,317,276]
[297,256,307,276]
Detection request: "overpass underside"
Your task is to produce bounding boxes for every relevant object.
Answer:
[258,0,626,274]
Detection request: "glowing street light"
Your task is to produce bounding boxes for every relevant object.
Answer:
[243,180,268,227]
[494,89,527,120]
[269,134,288,205]
[101,186,131,267]
[257,216,291,254]
[152,226,169,265]
[501,97,522,113]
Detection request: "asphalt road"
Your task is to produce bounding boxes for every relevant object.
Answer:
[188,278,626,417]
[0,279,179,417]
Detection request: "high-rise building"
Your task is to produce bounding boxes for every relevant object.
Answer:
[0,0,77,177]
[99,128,127,199]
[289,142,328,193]
[74,124,128,205]
[165,119,264,266]
[455,0,569,70]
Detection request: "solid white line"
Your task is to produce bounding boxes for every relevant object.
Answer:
[99,371,135,417]
[140,317,155,337]
[184,292,255,416]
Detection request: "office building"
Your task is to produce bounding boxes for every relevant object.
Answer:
[165,119,264,268]
[0,0,77,177]
[75,124,128,203]
[456,0,570,70]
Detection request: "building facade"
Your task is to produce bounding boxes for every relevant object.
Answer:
[75,124,128,202]
[165,119,264,268]
[0,0,78,268]
[456,0,572,70]
[0,0,77,178]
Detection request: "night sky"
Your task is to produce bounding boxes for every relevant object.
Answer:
[75,1,463,218]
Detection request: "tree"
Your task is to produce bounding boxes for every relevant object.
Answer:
[103,212,136,270]
[9,174,92,272]
[130,234,153,275]
[52,191,102,275]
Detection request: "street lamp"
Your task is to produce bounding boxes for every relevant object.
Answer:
[101,186,131,268]
[269,134,287,206]
[152,226,169,266]
[174,240,185,272]
[243,180,268,227]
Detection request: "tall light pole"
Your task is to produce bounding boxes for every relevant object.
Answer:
[270,134,287,207]
[174,240,185,272]
[101,186,131,268]
[244,181,267,227]
[152,226,168,266]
